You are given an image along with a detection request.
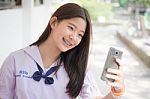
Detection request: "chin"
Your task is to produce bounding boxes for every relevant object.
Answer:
[61,47,72,52]
[60,48,69,52]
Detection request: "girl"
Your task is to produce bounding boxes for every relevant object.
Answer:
[0,3,124,99]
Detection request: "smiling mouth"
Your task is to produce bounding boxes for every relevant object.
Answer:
[63,38,72,47]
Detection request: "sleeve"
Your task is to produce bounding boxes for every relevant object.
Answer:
[0,53,16,99]
[78,70,104,99]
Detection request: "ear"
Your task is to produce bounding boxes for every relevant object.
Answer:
[49,16,58,29]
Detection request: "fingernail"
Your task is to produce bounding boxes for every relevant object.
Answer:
[107,68,111,72]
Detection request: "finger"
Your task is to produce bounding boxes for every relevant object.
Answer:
[115,58,124,67]
[115,58,121,63]
[107,81,120,87]
[107,68,121,75]
[106,74,120,81]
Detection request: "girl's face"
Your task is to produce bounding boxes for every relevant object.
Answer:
[50,17,86,52]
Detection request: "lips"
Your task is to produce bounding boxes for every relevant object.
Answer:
[63,38,72,47]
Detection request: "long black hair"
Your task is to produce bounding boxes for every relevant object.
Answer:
[31,3,92,98]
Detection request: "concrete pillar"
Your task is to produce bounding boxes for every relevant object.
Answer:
[22,0,34,46]
[140,15,149,38]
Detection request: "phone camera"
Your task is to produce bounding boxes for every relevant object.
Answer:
[115,51,119,55]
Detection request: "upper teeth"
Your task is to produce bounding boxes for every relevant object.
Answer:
[64,38,71,46]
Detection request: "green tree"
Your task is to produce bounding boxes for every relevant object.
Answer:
[118,0,128,8]
[72,0,113,21]
[119,0,150,8]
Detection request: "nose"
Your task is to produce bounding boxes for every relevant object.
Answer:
[69,33,77,44]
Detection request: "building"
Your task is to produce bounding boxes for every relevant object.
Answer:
[0,0,54,66]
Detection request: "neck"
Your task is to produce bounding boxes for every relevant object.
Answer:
[38,36,61,68]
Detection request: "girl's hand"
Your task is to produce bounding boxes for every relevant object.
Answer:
[106,59,125,97]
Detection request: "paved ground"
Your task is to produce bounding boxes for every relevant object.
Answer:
[90,24,150,99]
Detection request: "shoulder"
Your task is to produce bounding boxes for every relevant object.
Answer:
[1,46,33,67]
[7,45,37,60]
[10,46,30,57]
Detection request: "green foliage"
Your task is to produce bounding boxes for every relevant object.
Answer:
[72,0,113,21]
[119,0,150,8]
[118,0,128,8]
[144,0,150,8]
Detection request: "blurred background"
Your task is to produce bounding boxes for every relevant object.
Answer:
[0,0,150,99]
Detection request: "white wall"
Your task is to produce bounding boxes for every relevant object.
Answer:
[31,5,51,44]
[0,8,23,66]
[0,0,52,66]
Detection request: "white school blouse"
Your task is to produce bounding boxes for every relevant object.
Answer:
[0,45,102,99]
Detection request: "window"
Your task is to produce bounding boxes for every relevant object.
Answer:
[34,0,43,6]
[0,0,21,10]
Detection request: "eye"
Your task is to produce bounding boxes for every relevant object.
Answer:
[78,33,83,38]
[68,26,74,31]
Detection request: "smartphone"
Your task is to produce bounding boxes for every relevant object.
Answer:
[101,47,123,82]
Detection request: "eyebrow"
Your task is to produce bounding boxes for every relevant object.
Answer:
[68,23,85,33]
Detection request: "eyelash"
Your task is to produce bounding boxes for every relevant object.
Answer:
[68,26,74,31]
[68,26,83,38]
[78,34,83,38]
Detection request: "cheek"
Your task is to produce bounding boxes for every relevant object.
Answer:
[75,39,82,47]
[78,40,81,45]
[52,28,63,38]
[54,27,67,36]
